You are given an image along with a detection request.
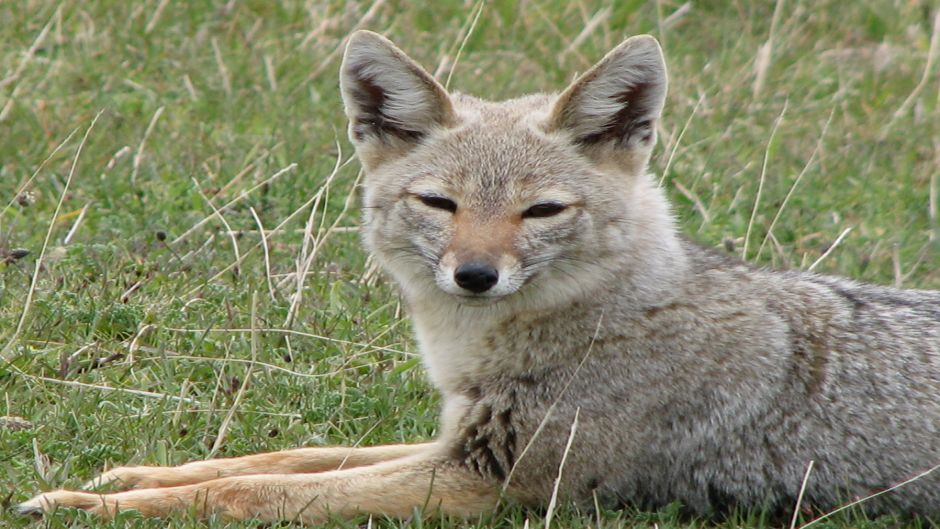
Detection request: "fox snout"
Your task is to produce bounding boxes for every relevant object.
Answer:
[453,262,499,293]
[437,216,522,298]
[440,250,517,298]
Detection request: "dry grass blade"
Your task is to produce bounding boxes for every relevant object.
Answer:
[193,176,242,273]
[62,203,90,245]
[0,127,77,224]
[659,92,704,188]
[249,206,278,303]
[1,110,102,362]
[171,162,296,246]
[673,180,710,224]
[743,100,787,261]
[879,10,940,141]
[0,5,59,121]
[130,105,165,185]
[558,6,610,62]
[752,0,787,99]
[19,374,200,404]
[544,407,580,529]
[789,460,814,529]
[799,462,940,529]
[283,143,346,328]
[444,0,485,90]
[503,313,603,494]
[209,291,259,457]
[162,326,415,358]
[756,108,834,261]
[144,0,171,34]
[211,38,232,96]
[300,0,387,84]
[808,227,853,272]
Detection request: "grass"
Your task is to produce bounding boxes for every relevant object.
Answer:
[1,1,938,528]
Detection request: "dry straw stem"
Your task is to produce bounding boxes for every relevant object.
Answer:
[558,6,610,63]
[193,176,243,273]
[171,162,297,247]
[673,180,710,224]
[0,5,59,122]
[789,460,814,529]
[1,110,102,362]
[0,127,77,226]
[249,206,278,303]
[130,105,165,185]
[879,10,940,141]
[299,0,388,85]
[807,227,852,272]
[62,203,90,245]
[799,461,940,529]
[208,291,259,457]
[752,0,787,99]
[756,107,835,261]
[742,100,788,261]
[144,0,170,35]
[659,93,705,188]
[503,313,604,495]
[661,2,692,31]
[163,326,415,358]
[211,38,232,96]
[444,0,486,90]
[19,373,199,405]
[544,407,581,529]
[283,143,349,329]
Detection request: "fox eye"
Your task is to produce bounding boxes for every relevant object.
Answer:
[522,202,568,219]
[417,194,457,213]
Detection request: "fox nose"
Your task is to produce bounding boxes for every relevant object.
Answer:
[454,262,499,293]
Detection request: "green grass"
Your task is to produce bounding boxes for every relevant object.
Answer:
[1,1,938,528]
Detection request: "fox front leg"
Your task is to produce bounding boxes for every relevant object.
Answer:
[82,442,436,491]
[17,454,501,523]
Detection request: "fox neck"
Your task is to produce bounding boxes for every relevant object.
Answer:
[612,171,690,309]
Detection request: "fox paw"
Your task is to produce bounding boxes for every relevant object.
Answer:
[16,490,112,517]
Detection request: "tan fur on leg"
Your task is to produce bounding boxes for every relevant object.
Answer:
[83,442,435,491]
[21,453,499,523]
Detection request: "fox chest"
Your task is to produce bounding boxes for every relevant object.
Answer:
[411,307,580,394]
[412,313,507,394]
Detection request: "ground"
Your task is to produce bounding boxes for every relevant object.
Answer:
[1,1,938,528]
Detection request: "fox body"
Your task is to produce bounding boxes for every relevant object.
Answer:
[19,31,940,522]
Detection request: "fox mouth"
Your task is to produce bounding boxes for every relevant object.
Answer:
[452,293,504,306]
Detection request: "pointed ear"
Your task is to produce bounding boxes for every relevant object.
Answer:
[340,31,456,157]
[547,35,667,152]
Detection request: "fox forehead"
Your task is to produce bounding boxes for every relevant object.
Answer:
[402,96,591,201]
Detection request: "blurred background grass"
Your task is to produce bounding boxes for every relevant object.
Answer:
[1,1,938,527]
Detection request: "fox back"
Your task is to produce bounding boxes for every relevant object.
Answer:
[340,31,940,517]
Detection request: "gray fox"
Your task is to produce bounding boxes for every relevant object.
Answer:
[19,30,940,523]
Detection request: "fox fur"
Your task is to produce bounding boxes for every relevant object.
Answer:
[19,30,940,523]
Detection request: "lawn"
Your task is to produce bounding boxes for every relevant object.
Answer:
[1,1,938,528]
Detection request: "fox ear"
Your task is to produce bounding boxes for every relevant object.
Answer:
[340,31,456,157]
[547,35,667,151]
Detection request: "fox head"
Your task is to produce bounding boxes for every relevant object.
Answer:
[340,31,686,310]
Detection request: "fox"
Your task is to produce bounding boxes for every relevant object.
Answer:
[18,30,940,524]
